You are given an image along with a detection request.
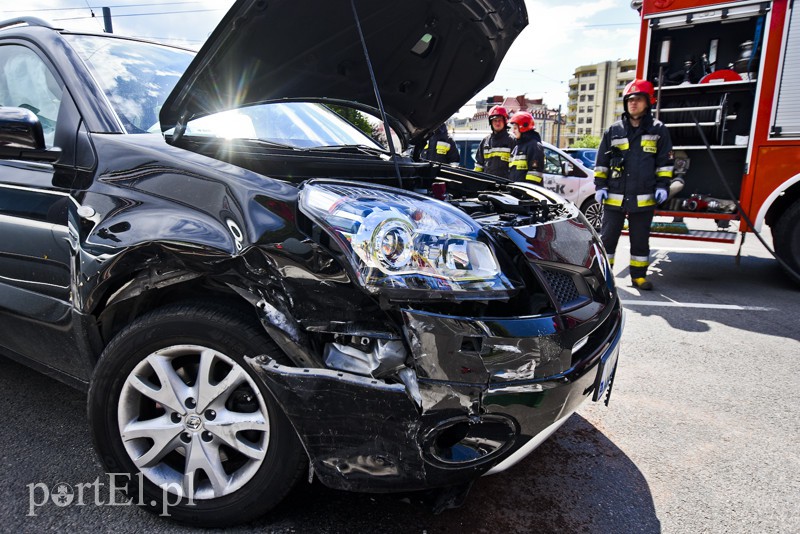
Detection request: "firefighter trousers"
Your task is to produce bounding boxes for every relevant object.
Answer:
[600,209,655,280]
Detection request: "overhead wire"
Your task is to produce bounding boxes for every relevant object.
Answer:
[0,2,206,13]
[54,9,224,22]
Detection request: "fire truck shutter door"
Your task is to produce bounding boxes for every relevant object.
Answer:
[774,3,800,137]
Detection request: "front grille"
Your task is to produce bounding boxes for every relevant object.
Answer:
[541,268,582,309]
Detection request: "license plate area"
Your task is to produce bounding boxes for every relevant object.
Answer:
[592,343,619,403]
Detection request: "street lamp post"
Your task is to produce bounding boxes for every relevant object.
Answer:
[556,104,562,147]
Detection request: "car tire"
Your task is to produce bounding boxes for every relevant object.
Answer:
[88,302,306,526]
[773,199,800,284]
[581,198,603,231]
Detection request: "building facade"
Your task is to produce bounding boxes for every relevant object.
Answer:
[565,59,636,146]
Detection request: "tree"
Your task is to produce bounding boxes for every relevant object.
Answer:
[572,134,601,148]
[326,105,374,137]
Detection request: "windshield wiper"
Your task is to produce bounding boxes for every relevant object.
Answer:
[242,138,298,150]
[309,144,388,156]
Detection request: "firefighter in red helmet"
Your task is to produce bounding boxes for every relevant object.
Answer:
[507,111,544,183]
[474,105,515,179]
[593,78,674,290]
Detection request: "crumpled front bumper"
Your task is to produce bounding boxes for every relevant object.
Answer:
[246,303,624,493]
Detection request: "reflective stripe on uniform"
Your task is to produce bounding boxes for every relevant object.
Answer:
[607,253,615,266]
[509,156,528,170]
[435,141,451,155]
[605,193,624,207]
[611,138,630,151]
[474,164,484,172]
[637,194,656,207]
[594,165,609,179]
[630,255,649,268]
[485,147,511,161]
[656,165,674,178]
[641,134,659,153]
[526,171,543,183]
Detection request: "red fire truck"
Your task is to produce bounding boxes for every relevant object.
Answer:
[630,0,800,280]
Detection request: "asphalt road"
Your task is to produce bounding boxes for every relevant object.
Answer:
[1,225,798,533]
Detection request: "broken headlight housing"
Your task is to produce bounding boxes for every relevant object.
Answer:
[299,181,515,298]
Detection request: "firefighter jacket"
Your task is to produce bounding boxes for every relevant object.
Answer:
[474,130,515,178]
[508,130,544,183]
[422,126,460,165]
[594,112,674,212]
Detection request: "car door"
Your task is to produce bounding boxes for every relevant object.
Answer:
[0,41,89,378]
[541,146,591,205]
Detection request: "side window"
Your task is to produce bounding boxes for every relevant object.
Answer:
[0,45,63,147]
[468,141,480,167]
[543,148,564,175]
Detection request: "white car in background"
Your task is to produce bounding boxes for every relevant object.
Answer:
[453,131,602,229]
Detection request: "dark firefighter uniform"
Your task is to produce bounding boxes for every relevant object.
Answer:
[474,130,515,178]
[508,130,544,184]
[422,125,460,165]
[594,113,673,279]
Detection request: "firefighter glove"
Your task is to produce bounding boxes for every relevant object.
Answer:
[655,188,668,204]
[595,189,608,204]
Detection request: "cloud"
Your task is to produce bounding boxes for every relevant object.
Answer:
[5,1,234,48]
[484,0,641,107]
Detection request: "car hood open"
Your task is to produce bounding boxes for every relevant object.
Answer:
[159,0,527,145]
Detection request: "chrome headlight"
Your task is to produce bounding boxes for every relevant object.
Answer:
[299,181,515,297]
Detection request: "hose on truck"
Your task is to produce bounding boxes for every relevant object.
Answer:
[690,111,800,285]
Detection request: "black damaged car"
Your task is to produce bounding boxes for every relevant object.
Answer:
[0,0,623,526]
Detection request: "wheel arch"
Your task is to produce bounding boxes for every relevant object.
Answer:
[94,274,257,355]
[83,242,275,362]
[760,172,800,230]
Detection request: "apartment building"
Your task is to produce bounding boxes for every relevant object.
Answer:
[565,59,637,146]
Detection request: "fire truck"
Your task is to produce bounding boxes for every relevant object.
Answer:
[630,0,800,280]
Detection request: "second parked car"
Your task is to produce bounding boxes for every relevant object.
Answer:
[563,147,598,169]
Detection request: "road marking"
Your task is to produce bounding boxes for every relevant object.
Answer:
[621,300,774,311]
[652,247,728,253]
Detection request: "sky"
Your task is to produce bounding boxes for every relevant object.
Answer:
[5,1,642,111]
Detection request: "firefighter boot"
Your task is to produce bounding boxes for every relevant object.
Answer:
[631,277,653,290]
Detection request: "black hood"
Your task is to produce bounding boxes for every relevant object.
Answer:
[160,0,527,145]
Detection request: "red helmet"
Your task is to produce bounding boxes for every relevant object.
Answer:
[488,105,509,122]
[623,79,656,105]
[509,111,534,132]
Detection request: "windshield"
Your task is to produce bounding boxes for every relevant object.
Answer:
[181,102,383,149]
[65,34,194,134]
[65,35,382,149]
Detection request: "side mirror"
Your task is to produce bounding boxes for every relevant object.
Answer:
[561,160,573,176]
[0,107,60,162]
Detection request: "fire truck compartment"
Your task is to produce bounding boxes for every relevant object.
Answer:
[643,4,769,212]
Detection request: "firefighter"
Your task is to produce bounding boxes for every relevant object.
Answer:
[474,105,515,178]
[421,123,460,166]
[594,79,674,290]
[507,111,544,184]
